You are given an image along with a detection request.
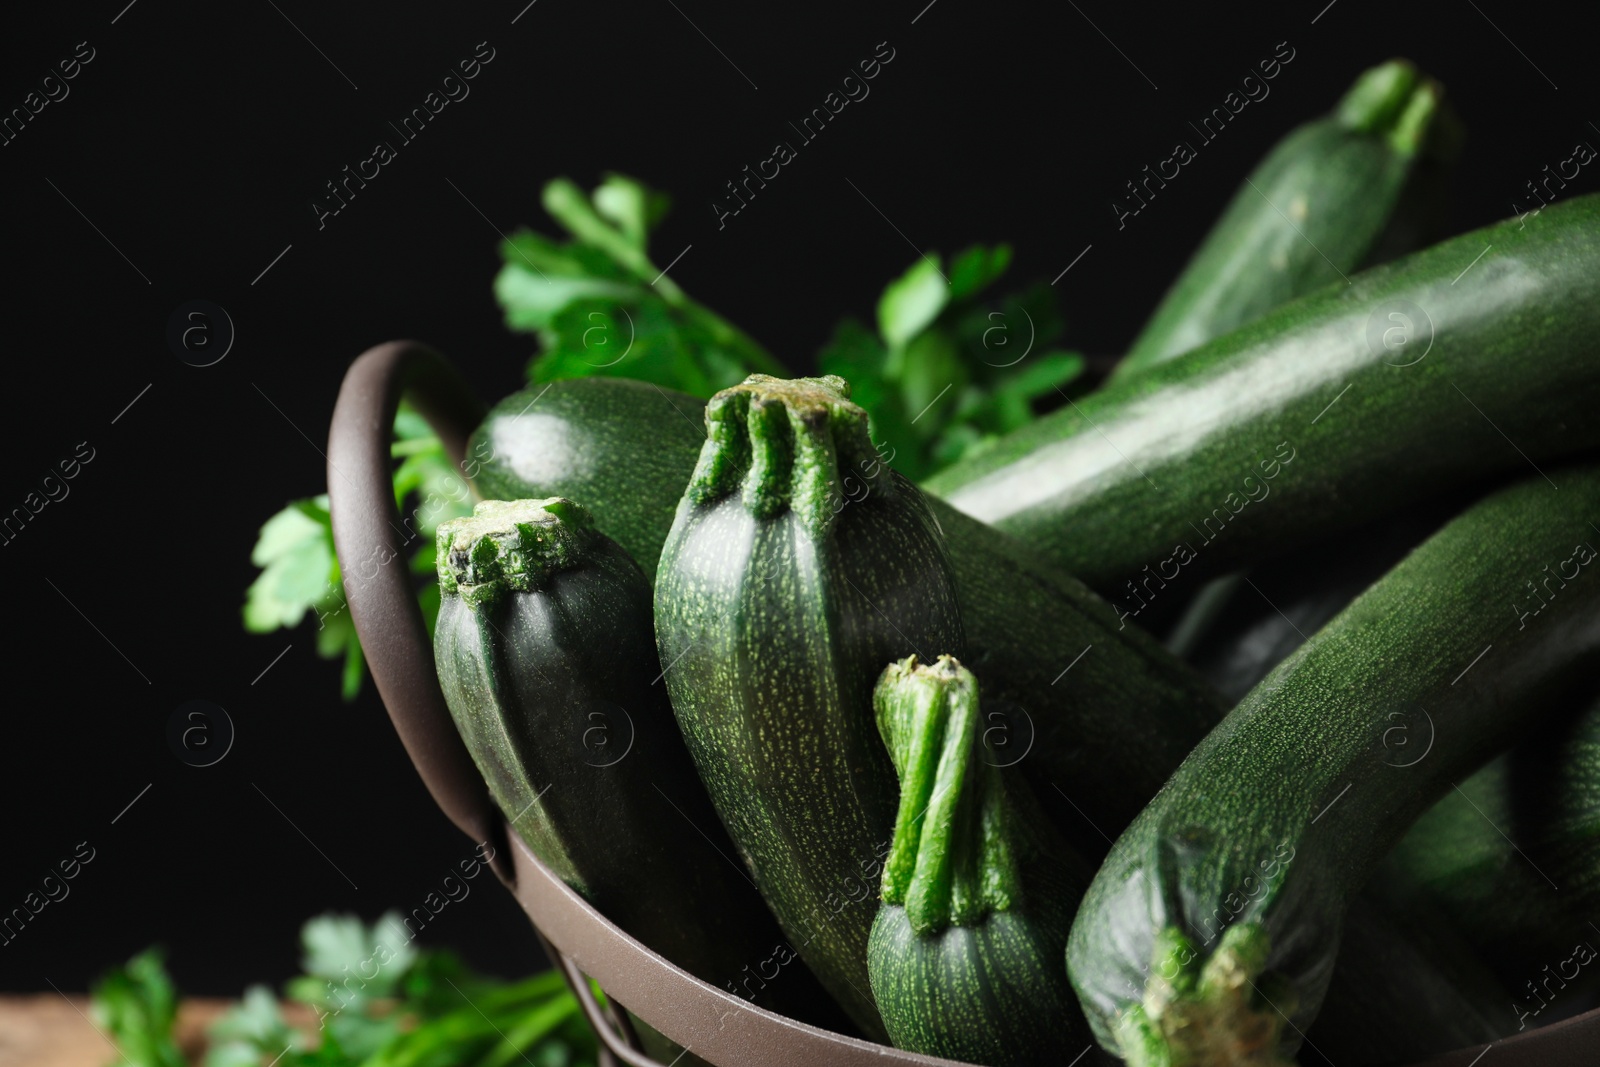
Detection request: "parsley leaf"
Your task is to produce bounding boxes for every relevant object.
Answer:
[495,175,788,396]
[203,986,303,1067]
[819,246,1085,481]
[95,917,597,1067]
[91,948,187,1067]
[242,406,471,701]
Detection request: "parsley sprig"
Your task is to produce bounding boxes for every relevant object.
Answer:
[243,176,1076,699]
[818,246,1084,481]
[242,176,788,700]
[90,915,597,1067]
[496,174,788,395]
[241,407,472,701]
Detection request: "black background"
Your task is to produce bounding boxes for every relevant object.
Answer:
[1,0,1594,997]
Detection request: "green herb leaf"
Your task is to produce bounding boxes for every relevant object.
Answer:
[895,329,967,428]
[299,912,417,1002]
[494,265,643,333]
[946,243,1012,302]
[993,348,1086,405]
[877,254,949,348]
[90,948,187,1067]
[590,173,670,249]
[204,986,302,1067]
[497,176,787,398]
[820,245,1084,481]
[97,915,596,1067]
[242,498,336,634]
[242,405,470,702]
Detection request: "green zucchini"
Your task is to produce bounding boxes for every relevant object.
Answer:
[1174,513,1522,1058]
[431,498,843,1028]
[1065,463,1600,1066]
[468,376,706,580]
[867,655,1096,1066]
[1114,58,1457,378]
[932,502,1223,850]
[471,376,1226,856]
[654,375,965,1037]
[1376,689,1600,1031]
[1107,59,1456,646]
[1188,502,1456,702]
[1188,500,1585,1044]
[926,193,1600,596]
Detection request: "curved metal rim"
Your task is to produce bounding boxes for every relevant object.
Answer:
[326,339,1600,1067]
[504,823,972,1067]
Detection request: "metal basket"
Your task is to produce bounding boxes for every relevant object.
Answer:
[326,340,1599,1067]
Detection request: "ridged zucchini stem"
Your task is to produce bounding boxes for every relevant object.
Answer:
[1334,60,1418,132]
[1386,78,1442,156]
[1116,924,1293,1067]
[875,655,1019,934]
[687,374,887,536]
[435,497,594,611]
[1332,59,1442,157]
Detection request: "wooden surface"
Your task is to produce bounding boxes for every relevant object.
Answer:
[0,995,316,1067]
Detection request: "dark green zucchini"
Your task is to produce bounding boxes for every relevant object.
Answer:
[654,375,965,1037]
[471,376,1226,857]
[1376,688,1600,1031]
[1107,60,1458,648]
[467,376,706,580]
[1188,498,1590,1045]
[1172,510,1523,1059]
[932,501,1223,851]
[1065,463,1600,1066]
[867,655,1098,1066]
[1187,501,1459,702]
[926,193,1600,597]
[1114,58,1458,378]
[431,497,844,1029]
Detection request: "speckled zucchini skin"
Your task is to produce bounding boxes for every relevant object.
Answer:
[1066,464,1600,1067]
[1179,499,1575,1051]
[927,193,1600,596]
[470,377,1226,856]
[432,498,843,1029]
[1376,689,1600,1019]
[930,502,1222,850]
[1114,59,1455,377]
[653,376,964,1037]
[1188,503,1459,703]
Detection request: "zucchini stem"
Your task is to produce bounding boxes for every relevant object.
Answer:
[1331,58,1445,158]
[435,497,594,611]
[874,655,1019,933]
[1116,923,1295,1067]
[687,374,888,535]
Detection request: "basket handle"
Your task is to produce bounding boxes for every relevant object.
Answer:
[325,340,512,882]
[325,341,670,1065]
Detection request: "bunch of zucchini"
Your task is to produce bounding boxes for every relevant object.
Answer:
[429,57,1600,1067]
